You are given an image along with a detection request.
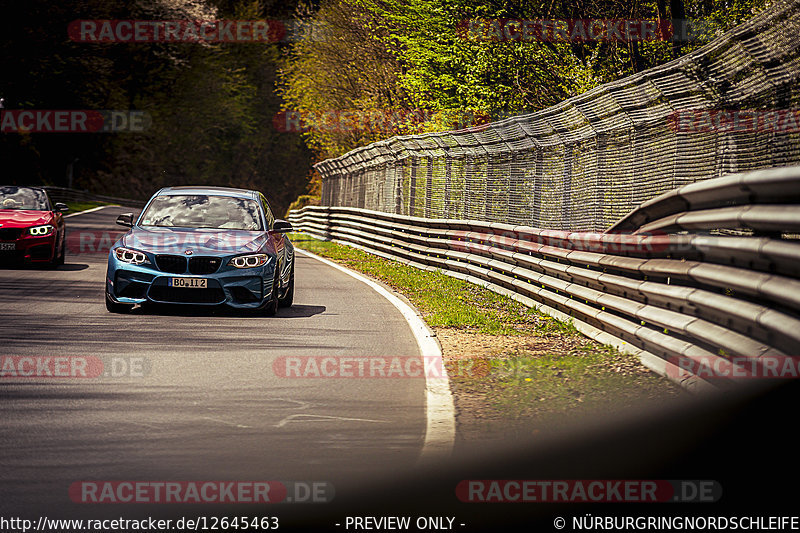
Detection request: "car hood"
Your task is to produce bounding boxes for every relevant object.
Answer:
[121,226,271,256]
[0,210,53,227]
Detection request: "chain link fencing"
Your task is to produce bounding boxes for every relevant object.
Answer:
[314,0,800,232]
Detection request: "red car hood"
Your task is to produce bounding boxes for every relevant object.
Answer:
[0,210,53,227]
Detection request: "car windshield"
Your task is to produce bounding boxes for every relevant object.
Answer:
[0,187,49,210]
[139,194,262,230]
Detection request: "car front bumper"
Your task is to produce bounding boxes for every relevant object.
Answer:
[106,257,276,309]
[0,233,57,263]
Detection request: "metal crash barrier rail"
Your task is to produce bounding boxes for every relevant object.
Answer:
[289,166,800,392]
[42,186,146,208]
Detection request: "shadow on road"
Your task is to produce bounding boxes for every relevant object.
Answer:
[129,303,326,318]
[0,262,89,271]
[279,304,326,318]
[58,262,90,271]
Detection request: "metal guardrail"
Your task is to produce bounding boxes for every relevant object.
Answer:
[289,167,800,391]
[609,166,800,234]
[42,186,146,208]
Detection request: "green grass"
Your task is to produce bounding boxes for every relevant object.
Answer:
[450,343,676,422]
[291,233,577,336]
[291,233,682,425]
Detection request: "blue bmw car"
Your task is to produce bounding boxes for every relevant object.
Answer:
[105,186,294,315]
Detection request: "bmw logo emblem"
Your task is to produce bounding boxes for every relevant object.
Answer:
[185,250,193,255]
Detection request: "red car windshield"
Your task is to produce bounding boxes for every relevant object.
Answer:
[0,186,49,211]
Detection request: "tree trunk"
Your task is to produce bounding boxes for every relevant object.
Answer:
[671,0,687,58]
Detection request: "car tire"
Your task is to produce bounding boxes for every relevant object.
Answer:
[262,271,279,316]
[105,290,133,314]
[278,263,294,308]
[48,233,65,268]
[56,231,66,266]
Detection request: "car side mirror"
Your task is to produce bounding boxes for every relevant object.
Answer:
[54,202,70,213]
[271,220,293,234]
[116,213,134,227]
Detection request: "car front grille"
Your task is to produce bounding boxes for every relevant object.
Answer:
[0,228,22,241]
[29,244,52,260]
[230,285,260,303]
[155,255,187,273]
[148,286,226,304]
[0,250,22,261]
[119,282,149,299]
[189,256,222,275]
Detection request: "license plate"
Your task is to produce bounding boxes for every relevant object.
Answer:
[168,277,207,288]
[0,243,15,251]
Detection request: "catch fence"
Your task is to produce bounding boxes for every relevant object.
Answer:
[314,0,800,231]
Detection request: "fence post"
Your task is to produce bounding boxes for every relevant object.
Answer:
[562,144,573,231]
[425,156,433,218]
[409,157,417,217]
[444,155,452,218]
[395,162,404,214]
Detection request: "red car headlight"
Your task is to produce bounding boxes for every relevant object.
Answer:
[28,225,55,236]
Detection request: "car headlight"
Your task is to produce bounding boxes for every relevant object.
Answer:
[114,247,150,265]
[28,225,54,236]
[229,254,271,269]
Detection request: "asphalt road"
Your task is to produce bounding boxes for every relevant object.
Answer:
[3,207,800,531]
[0,206,430,517]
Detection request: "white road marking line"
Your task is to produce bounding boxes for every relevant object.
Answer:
[275,414,387,428]
[64,205,117,217]
[295,248,456,465]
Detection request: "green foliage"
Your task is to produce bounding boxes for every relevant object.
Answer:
[0,0,313,214]
[292,233,578,335]
[286,194,320,216]
[280,0,772,160]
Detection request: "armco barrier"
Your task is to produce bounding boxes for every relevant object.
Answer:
[42,186,146,208]
[289,166,800,392]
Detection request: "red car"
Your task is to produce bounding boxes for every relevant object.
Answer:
[0,186,69,266]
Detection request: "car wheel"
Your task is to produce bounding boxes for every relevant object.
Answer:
[262,271,279,316]
[48,234,65,268]
[56,231,66,266]
[278,263,294,308]
[105,290,133,314]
